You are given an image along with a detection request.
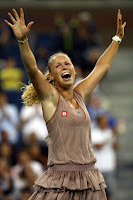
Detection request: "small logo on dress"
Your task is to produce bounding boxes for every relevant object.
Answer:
[62,111,67,117]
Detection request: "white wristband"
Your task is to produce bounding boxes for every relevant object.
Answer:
[112,35,122,44]
[17,38,28,44]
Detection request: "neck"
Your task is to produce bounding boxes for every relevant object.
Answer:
[64,94,73,101]
[56,86,73,100]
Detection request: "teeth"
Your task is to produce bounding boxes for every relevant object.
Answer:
[62,72,70,77]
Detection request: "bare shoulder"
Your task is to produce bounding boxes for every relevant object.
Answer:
[40,88,59,123]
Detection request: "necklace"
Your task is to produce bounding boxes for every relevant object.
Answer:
[64,94,73,101]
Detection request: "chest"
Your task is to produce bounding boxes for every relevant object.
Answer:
[56,101,91,128]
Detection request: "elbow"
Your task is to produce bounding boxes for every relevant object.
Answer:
[27,65,38,76]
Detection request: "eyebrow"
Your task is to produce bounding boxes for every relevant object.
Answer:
[56,62,61,65]
[56,60,70,64]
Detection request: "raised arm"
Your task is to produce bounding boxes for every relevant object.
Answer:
[74,9,126,98]
[4,8,57,100]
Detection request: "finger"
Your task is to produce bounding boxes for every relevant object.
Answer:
[118,8,120,15]
[20,8,25,23]
[119,18,122,26]
[117,9,122,22]
[27,21,34,31]
[8,12,16,24]
[118,12,122,26]
[12,8,19,21]
[4,19,13,28]
[122,22,126,28]
[117,9,120,19]
[117,9,121,29]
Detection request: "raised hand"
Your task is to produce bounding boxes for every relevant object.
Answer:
[5,8,34,41]
[116,9,126,39]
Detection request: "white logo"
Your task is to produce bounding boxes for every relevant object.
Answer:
[62,111,67,117]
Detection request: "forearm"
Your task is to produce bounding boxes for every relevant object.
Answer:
[95,40,119,72]
[18,40,38,75]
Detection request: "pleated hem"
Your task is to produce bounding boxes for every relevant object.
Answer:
[34,168,106,191]
[29,187,107,200]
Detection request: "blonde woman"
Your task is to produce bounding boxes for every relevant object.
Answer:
[5,8,126,200]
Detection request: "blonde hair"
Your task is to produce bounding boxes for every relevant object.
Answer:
[21,52,70,106]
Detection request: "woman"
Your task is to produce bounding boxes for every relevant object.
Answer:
[5,8,126,200]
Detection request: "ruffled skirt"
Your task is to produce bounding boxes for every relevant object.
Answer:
[28,163,107,200]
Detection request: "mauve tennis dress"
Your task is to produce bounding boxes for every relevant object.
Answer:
[28,90,107,200]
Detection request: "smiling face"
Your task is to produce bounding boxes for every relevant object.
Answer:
[48,53,75,89]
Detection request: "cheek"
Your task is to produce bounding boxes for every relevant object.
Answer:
[72,68,76,76]
[52,70,61,80]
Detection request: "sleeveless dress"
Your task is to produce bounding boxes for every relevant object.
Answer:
[28,90,107,200]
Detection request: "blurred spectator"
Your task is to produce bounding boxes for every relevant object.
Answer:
[27,143,48,168]
[0,158,14,199]
[2,194,14,200]
[19,104,48,144]
[73,26,89,67]
[72,11,100,70]
[86,94,105,130]
[77,11,100,47]
[84,47,100,76]
[19,187,32,200]
[0,143,13,166]
[0,57,24,109]
[11,150,44,199]
[92,114,118,200]
[59,23,74,57]
[81,11,98,34]
[0,130,9,144]
[0,92,19,144]
[54,15,75,58]
[0,187,3,200]
[74,65,84,84]
[0,59,6,71]
[0,57,23,91]
[35,32,58,55]
[0,21,11,59]
[35,47,49,73]
[86,93,117,132]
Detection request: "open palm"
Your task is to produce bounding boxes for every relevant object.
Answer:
[5,8,34,41]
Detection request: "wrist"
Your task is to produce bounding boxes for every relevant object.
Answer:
[112,35,122,44]
[17,37,28,44]
[116,34,123,40]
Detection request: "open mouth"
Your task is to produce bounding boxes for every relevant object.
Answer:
[61,72,71,81]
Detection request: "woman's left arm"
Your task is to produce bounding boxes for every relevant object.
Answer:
[74,9,126,98]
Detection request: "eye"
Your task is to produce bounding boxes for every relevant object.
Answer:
[56,65,60,68]
[66,62,70,65]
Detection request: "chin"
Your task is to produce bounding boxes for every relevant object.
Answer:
[61,80,74,89]
[56,77,75,89]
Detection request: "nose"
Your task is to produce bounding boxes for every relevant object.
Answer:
[63,67,67,70]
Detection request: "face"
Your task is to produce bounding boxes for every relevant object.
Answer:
[97,116,108,129]
[18,152,30,164]
[49,54,75,89]
[0,94,7,107]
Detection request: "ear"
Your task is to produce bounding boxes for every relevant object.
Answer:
[48,73,54,81]
[74,67,77,75]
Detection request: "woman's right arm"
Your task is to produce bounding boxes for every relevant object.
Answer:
[5,8,57,100]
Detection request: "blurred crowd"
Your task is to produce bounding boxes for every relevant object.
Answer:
[0,11,119,200]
